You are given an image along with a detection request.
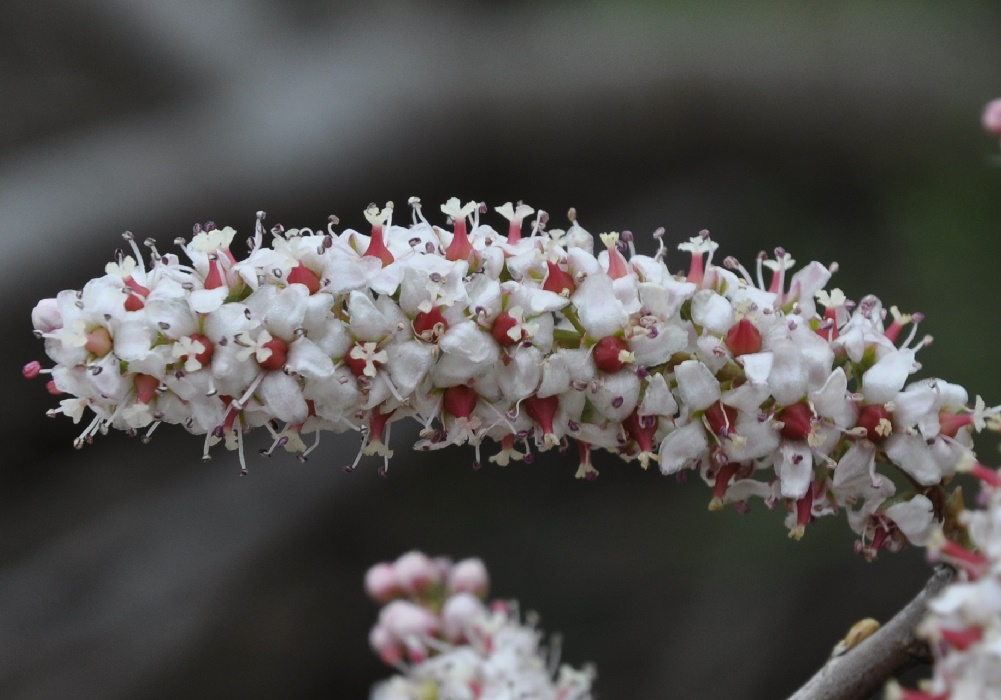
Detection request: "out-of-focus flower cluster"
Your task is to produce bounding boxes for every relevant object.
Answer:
[886,467,1001,700]
[26,197,1000,550]
[364,551,594,700]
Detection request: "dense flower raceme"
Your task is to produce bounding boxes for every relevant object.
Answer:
[365,551,594,699]
[26,198,1000,551]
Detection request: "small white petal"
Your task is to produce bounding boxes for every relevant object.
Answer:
[885,495,935,546]
[767,340,809,405]
[348,291,393,341]
[778,442,813,499]
[286,337,336,380]
[573,275,628,338]
[884,432,942,485]
[740,352,774,385]
[113,319,154,362]
[387,340,436,396]
[639,374,678,417]
[258,371,309,424]
[190,287,228,314]
[674,360,721,412]
[691,289,735,334]
[264,284,309,340]
[659,421,708,475]
[862,348,916,404]
[592,370,640,422]
[809,367,854,427]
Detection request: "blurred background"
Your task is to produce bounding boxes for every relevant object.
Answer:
[2,1,1000,698]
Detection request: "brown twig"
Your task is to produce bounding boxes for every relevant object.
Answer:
[786,566,955,700]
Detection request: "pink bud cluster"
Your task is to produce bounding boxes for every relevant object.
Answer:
[365,551,594,700]
[26,199,999,550]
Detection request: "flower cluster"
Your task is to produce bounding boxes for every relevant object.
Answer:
[365,551,594,700]
[26,198,999,551]
[886,468,1001,700]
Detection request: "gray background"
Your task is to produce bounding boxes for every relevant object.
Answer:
[2,1,1000,698]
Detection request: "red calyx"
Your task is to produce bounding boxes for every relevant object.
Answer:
[124,277,149,311]
[221,397,240,432]
[22,360,42,379]
[814,309,839,340]
[187,334,214,368]
[938,410,972,439]
[345,344,382,377]
[125,277,151,298]
[204,259,227,290]
[46,380,62,395]
[856,404,892,443]
[712,462,740,501]
[705,401,738,437]
[524,394,560,435]
[593,335,631,373]
[363,226,395,267]
[778,402,813,441]
[134,374,160,404]
[287,263,321,294]
[491,312,522,347]
[725,318,762,356]
[606,248,629,280]
[369,407,394,443]
[507,220,523,244]
[796,491,813,528]
[258,337,288,371]
[939,626,983,651]
[444,219,473,263]
[542,261,576,296]
[624,410,658,454]
[443,385,478,419]
[413,307,449,340]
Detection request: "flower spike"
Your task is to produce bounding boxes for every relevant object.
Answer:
[26,200,992,547]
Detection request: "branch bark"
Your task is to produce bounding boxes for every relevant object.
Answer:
[787,566,955,700]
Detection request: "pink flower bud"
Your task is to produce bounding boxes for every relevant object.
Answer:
[364,563,399,603]
[983,98,1001,138]
[393,551,439,595]
[441,592,486,641]
[22,361,42,379]
[447,558,489,597]
[84,327,113,357]
[368,624,401,666]
[380,600,440,639]
[31,298,61,333]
